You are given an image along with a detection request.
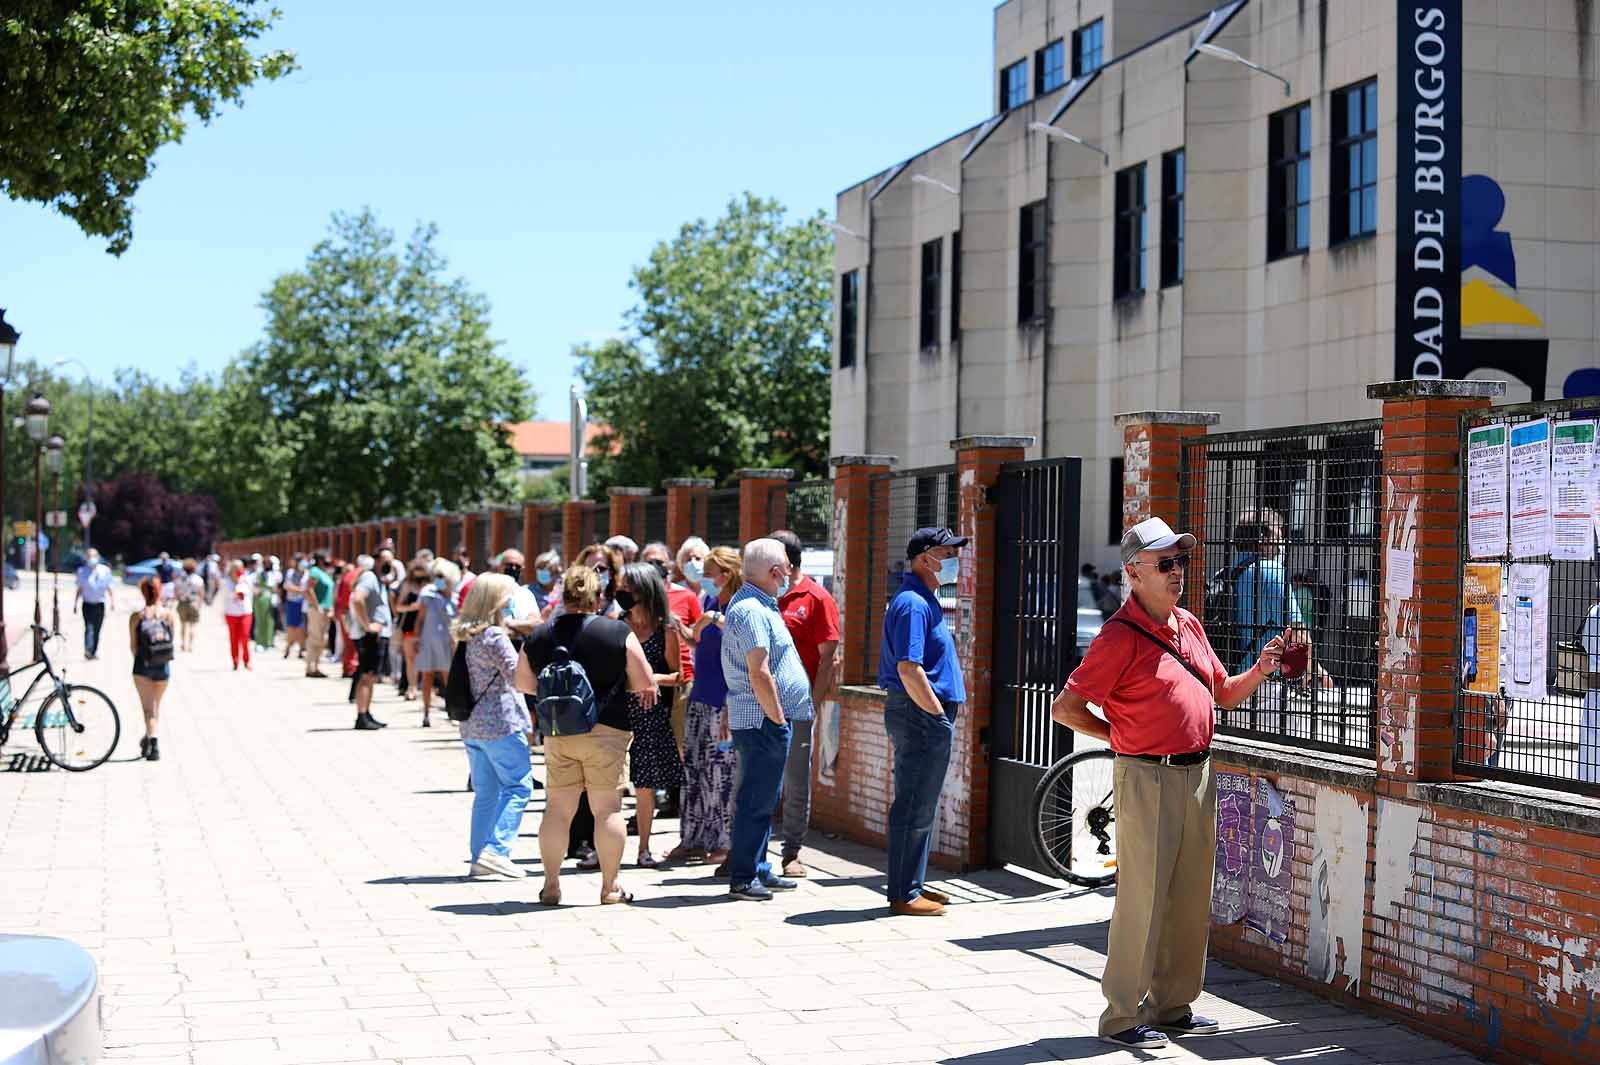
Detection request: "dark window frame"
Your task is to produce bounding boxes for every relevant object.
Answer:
[1113,162,1148,300]
[1072,19,1104,78]
[1267,102,1312,261]
[1160,148,1185,287]
[1018,201,1047,324]
[1108,457,1125,545]
[1330,79,1378,245]
[950,230,962,342]
[838,269,859,369]
[999,59,1028,111]
[1035,39,1066,95]
[919,237,943,351]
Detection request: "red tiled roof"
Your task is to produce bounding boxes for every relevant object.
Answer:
[506,421,615,459]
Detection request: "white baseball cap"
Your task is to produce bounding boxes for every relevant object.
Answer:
[1119,517,1196,566]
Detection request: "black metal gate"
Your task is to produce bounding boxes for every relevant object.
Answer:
[988,457,1081,873]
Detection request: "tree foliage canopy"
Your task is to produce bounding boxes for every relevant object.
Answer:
[578,193,831,493]
[0,1,296,253]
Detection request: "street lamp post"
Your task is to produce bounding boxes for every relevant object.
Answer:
[53,359,95,549]
[45,435,64,635]
[0,311,18,680]
[25,394,49,661]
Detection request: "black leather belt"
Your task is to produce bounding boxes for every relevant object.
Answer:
[1119,749,1210,767]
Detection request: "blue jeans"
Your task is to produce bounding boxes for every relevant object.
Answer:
[729,717,791,886]
[463,732,533,861]
[82,602,105,657]
[883,689,958,902]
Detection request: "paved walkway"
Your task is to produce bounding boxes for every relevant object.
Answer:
[2,591,1489,1065]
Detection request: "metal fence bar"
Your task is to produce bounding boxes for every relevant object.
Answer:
[786,479,833,550]
[705,488,741,549]
[592,504,611,545]
[1456,397,1600,798]
[1182,419,1382,758]
[643,495,668,547]
[866,467,959,674]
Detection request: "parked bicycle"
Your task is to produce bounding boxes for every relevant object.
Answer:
[1030,744,1117,887]
[0,624,121,771]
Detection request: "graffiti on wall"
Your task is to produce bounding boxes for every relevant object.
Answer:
[1379,480,1420,777]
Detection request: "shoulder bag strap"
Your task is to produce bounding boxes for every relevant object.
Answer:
[1108,617,1215,699]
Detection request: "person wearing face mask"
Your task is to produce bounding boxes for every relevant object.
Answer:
[494,549,541,643]
[615,562,682,867]
[554,542,625,868]
[877,527,969,916]
[672,545,741,865]
[529,551,562,615]
[414,559,460,727]
[646,539,704,776]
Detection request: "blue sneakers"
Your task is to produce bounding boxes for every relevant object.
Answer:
[729,881,774,901]
[760,874,798,891]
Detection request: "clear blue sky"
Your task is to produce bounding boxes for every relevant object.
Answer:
[0,2,992,418]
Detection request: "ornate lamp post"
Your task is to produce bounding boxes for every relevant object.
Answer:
[45,435,64,635]
[25,393,49,660]
[0,311,18,679]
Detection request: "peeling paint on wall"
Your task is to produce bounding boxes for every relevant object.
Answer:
[1308,787,1367,990]
[1379,477,1420,777]
[1373,799,1423,916]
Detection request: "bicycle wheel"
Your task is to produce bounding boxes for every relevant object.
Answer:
[1031,747,1118,887]
[35,684,121,772]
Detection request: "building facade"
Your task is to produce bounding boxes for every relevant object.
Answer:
[832,0,1600,570]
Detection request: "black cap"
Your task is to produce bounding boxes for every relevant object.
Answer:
[906,526,969,559]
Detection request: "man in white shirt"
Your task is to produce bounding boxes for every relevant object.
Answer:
[73,549,115,659]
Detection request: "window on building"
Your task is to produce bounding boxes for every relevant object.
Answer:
[1268,103,1311,260]
[839,269,859,368]
[1160,148,1185,287]
[919,237,943,351]
[1072,19,1104,77]
[1018,201,1047,323]
[999,60,1028,111]
[950,230,962,341]
[1036,39,1066,95]
[1113,163,1147,299]
[1108,457,1124,545]
[1331,79,1378,244]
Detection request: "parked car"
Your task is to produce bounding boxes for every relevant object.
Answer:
[1077,576,1106,658]
[122,557,162,585]
[53,549,85,574]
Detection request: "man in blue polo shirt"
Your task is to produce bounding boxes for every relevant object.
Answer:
[878,526,968,916]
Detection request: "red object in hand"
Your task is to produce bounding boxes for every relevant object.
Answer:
[1280,641,1310,680]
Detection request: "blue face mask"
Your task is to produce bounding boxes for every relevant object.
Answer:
[434,577,447,591]
[597,570,611,592]
[682,559,704,584]
[535,568,552,586]
[774,568,791,598]
[700,576,718,597]
[937,556,960,588]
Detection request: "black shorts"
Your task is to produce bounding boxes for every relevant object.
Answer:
[356,635,389,677]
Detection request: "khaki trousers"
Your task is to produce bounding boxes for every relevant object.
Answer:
[305,601,328,666]
[1099,755,1217,1036]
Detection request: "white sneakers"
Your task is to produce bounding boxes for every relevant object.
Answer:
[469,851,525,879]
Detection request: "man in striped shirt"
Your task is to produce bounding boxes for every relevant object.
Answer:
[720,538,815,901]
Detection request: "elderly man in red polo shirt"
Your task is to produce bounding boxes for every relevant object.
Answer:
[1052,516,1286,1051]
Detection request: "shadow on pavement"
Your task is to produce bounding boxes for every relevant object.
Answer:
[627,894,730,909]
[432,901,547,916]
[368,874,470,886]
[939,1036,1121,1063]
[784,906,884,927]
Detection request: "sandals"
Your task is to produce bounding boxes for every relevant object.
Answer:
[601,888,634,905]
[636,850,658,869]
[576,852,600,871]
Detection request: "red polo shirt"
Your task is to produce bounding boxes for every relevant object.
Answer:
[1065,594,1226,756]
[779,574,841,684]
[667,584,702,683]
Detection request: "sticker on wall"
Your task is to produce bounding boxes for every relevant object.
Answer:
[815,700,840,787]
[1505,563,1549,702]
[1211,770,1251,925]
[1461,564,1501,695]
[1466,423,1508,558]
[1509,419,1552,558]
[1551,420,1595,561]
[1245,777,1295,944]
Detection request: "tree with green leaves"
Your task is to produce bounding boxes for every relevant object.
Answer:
[234,208,535,529]
[1,1,296,254]
[577,192,831,494]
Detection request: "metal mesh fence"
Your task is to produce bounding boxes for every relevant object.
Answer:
[473,513,491,566]
[591,504,610,545]
[785,479,833,550]
[419,520,436,555]
[1181,421,1382,757]
[865,466,958,677]
[644,495,668,547]
[445,517,463,560]
[503,509,523,558]
[705,488,741,550]
[1457,399,1600,797]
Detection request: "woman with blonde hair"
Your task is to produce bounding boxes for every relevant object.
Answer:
[451,573,533,879]
[670,545,741,864]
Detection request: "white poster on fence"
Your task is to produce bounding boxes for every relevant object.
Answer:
[1552,420,1596,561]
[1509,419,1553,558]
[1467,423,1509,559]
[1505,563,1549,702]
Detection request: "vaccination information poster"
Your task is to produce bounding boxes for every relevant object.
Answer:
[1552,420,1595,561]
[1505,563,1549,702]
[1462,564,1501,695]
[1467,423,1508,559]
[1509,419,1553,558]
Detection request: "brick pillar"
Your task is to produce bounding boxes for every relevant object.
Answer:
[1116,410,1220,612]
[739,468,794,545]
[952,435,1034,869]
[609,487,651,547]
[521,503,541,563]
[1368,379,1504,788]
[563,500,596,555]
[394,520,412,561]
[666,478,714,551]
[829,455,896,685]
[489,509,509,557]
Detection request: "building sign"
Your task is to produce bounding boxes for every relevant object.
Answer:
[1394,1,1461,382]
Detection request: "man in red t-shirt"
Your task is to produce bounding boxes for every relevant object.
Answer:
[334,560,362,682]
[1052,517,1286,1051]
[771,529,840,879]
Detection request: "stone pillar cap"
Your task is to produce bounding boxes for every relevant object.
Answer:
[1366,379,1507,400]
[663,477,716,488]
[950,434,1036,450]
[830,454,897,468]
[1112,411,1221,426]
[737,468,795,480]
[607,486,653,497]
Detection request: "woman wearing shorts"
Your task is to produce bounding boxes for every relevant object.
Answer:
[130,577,177,762]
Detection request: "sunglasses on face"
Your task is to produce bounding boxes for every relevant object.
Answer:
[593,564,610,573]
[1137,553,1190,574]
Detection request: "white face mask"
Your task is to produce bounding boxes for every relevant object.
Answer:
[937,555,959,587]
[682,558,704,584]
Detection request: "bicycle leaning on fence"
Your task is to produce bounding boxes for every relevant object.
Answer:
[0,624,122,771]
[1030,743,1118,887]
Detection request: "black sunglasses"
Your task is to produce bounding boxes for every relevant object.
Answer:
[1136,553,1190,574]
